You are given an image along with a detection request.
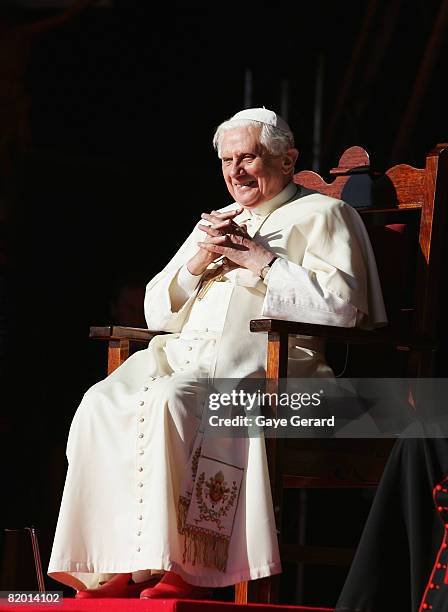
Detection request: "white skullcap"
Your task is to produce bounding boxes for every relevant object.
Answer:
[230,107,291,133]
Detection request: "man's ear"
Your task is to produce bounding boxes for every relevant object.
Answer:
[282,148,299,174]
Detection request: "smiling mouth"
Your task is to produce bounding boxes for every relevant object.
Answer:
[234,181,257,190]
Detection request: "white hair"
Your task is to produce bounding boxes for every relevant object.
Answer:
[212,118,295,158]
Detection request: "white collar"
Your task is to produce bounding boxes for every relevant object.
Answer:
[244,182,298,219]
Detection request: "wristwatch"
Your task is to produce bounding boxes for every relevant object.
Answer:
[259,256,277,280]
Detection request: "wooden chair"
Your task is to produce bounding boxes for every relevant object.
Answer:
[246,143,448,605]
[90,143,448,606]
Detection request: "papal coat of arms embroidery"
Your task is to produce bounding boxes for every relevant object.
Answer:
[178,437,244,572]
[194,469,238,531]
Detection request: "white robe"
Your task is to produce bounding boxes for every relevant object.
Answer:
[48,183,386,590]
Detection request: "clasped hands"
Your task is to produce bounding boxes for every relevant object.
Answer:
[187,208,273,277]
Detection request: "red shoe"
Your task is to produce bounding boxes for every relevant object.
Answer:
[140,571,212,600]
[75,573,162,598]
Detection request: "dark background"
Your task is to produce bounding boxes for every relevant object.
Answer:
[1,0,448,606]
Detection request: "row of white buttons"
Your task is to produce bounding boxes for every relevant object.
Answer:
[136,387,150,553]
[134,368,182,553]
[134,360,199,553]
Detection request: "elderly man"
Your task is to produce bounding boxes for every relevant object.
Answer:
[48,107,386,599]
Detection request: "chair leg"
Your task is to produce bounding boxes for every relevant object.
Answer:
[234,581,248,604]
[107,339,130,375]
[234,575,280,604]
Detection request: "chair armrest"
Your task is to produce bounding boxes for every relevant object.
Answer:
[89,325,167,343]
[249,319,434,349]
[89,326,168,375]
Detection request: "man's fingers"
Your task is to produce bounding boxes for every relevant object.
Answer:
[198,235,227,246]
[210,207,243,217]
[199,219,247,239]
[198,223,222,237]
[204,219,234,231]
[201,208,243,223]
[213,219,236,230]
[198,236,248,252]
[198,242,225,255]
[201,212,226,224]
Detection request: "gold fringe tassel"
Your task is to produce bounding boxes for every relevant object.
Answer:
[182,526,230,573]
[177,496,189,534]
[178,495,230,571]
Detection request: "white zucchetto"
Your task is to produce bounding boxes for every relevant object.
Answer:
[230,107,291,133]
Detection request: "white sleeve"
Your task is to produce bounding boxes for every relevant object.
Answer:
[144,227,203,333]
[262,258,358,327]
[169,264,202,311]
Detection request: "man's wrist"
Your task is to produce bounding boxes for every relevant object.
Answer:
[259,256,277,280]
[187,256,208,276]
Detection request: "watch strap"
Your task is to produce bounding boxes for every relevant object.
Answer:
[259,256,277,279]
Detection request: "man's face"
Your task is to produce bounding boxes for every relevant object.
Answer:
[220,125,296,208]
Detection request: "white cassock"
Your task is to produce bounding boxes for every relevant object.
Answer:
[48,182,386,590]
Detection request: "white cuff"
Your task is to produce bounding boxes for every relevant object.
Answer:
[177,264,202,293]
[167,265,201,313]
